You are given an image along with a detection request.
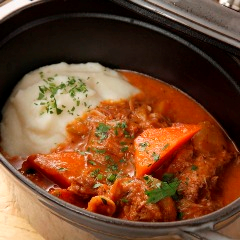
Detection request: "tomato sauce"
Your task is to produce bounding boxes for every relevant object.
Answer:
[122,71,240,209]
[120,71,214,124]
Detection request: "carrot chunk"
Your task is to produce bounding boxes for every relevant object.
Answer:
[134,123,201,177]
[49,188,87,208]
[27,152,86,188]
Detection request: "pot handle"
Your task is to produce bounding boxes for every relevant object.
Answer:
[181,229,236,240]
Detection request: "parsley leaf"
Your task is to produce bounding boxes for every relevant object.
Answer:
[95,123,110,141]
[145,178,180,203]
[93,148,106,154]
[191,165,198,171]
[35,73,89,115]
[57,167,68,172]
[88,160,96,166]
[162,143,170,151]
[90,168,100,177]
[93,183,102,189]
[139,142,150,151]
[120,146,128,152]
[101,198,108,205]
[107,173,117,183]
[162,173,175,183]
[151,152,160,161]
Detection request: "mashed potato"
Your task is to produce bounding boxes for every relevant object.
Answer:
[1,62,139,157]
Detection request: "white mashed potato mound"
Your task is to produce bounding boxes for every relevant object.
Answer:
[1,62,139,157]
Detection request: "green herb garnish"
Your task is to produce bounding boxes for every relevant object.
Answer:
[143,175,154,185]
[162,143,170,151]
[121,198,129,203]
[120,146,128,152]
[177,212,184,220]
[88,160,96,166]
[93,148,106,154]
[191,165,198,171]
[101,198,108,205]
[90,168,100,177]
[93,183,102,189]
[58,167,68,172]
[162,173,175,183]
[35,73,88,115]
[145,178,180,203]
[107,173,117,183]
[97,174,103,180]
[107,163,118,171]
[139,142,150,151]
[95,123,110,141]
[151,152,160,161]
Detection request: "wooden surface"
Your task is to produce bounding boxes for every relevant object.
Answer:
[0,166,44,240]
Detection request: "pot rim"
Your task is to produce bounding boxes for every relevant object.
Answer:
[0,0,239,233]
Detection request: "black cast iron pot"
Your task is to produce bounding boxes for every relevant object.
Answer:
[0,0,239,239]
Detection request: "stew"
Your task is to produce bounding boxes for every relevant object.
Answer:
[5,70,240,222]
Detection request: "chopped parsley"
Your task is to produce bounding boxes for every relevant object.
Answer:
[93,183,102,189]
[150,144,169,161]
[145,178,180,203]
[57,167,68,172]
[116,122,127,129]
[88,160,96,166]
[162,143,170,151]
[90,168,100,177]
[67,106,76,115]
[114,128,119,136]
[107,173,117,183]
[114,122,126,135]
[123,129,132,138]
[120,146,128,152]
[107,163,118,171]
[191,165,198,171]
[105,155,113,162]
[95,123,111,141]
[121,198,129,203]
[35,73,89,115]
[93,148,106,154]
[97,174,103,180]
[143,175,154,185]
[177,212,184,220]
[151,152,160,161]
[101,197,108,205]
[139,141,150,151]
[119,158,126,163]
[77,150,87,155]
[162,173,175,182]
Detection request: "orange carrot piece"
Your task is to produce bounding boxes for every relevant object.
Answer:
[134,123,201,178]
[27,152,86,188]
[49,188,88,208]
